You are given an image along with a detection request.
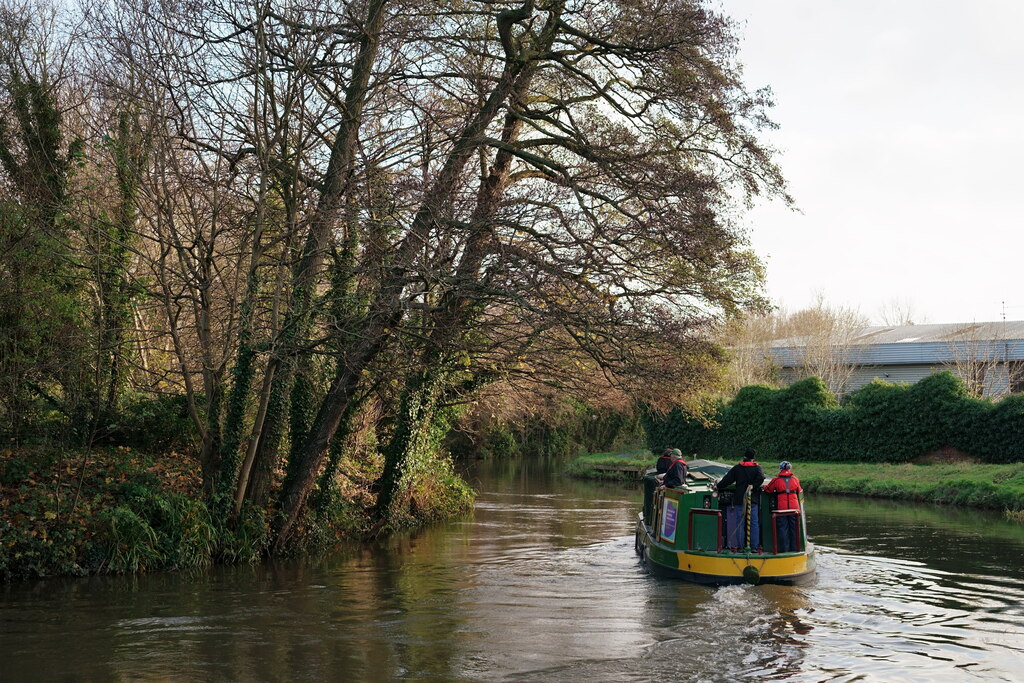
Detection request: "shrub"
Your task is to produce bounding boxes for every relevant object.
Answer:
[116,394,197,453]
[644,372,1024,464]
[98,506,161,573]
[975,394,1024,463]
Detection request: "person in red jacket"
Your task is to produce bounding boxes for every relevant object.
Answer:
[763,461,803,552]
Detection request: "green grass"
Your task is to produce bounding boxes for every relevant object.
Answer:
[565,453,1024,517]
[796,462,1024,512]
[564,451,654,480]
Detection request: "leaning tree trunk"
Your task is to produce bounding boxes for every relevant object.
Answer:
[238,0,389,519]
[272,0,564,549]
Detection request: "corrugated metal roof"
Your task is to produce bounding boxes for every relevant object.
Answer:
[769,320,1024,367]
[769,320,1024,348]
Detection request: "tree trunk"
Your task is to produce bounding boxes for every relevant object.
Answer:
[272,1,562,549]
[239,0,390,516]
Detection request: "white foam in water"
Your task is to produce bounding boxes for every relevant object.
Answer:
[714,584,755,603]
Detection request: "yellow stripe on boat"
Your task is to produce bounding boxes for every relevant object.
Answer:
[637,459,817,585]
[669,550,812,578]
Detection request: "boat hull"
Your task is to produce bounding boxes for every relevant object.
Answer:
[635,515,817,586]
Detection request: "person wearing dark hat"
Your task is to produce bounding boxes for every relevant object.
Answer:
[656,447,675,474]
[716,448,765,549]
[663,449,688,489]
[763,460,803,552]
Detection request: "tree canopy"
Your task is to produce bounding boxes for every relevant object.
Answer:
[0,0,788,547]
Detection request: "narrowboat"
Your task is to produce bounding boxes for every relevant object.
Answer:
[635,459,816,585]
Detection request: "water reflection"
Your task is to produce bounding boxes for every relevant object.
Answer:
[2,462,1024,681]
[788,496,1024,682]
[810,495,1024,573]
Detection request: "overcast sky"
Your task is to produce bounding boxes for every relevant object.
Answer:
[720,0,1024,325]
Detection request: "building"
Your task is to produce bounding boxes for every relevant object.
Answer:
[768,321,1024,397]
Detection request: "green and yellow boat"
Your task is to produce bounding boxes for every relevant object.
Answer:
[635,459,816,585]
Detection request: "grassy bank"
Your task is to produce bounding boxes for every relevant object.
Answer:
[0,446,472,581]
[0,446,220,580]
[564,451,656,481]
[565,453,1024,517]
[796,462,1024,513]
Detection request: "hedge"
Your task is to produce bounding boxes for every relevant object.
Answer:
[643,372,1024,464]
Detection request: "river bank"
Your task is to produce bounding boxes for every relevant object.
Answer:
[2,447,200,578]
[566,451,1024,519]
[5,456,1024,681]
[563,451,656,480]
[0,445,471,581]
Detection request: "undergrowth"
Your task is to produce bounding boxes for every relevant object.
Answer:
[3,447,265,580]
[1,441,477,580]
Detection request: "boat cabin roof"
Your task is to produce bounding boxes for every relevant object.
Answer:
[685,459,730,479]
[644,458,730,495]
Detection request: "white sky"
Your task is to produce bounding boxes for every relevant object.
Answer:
[721,0,1024,325]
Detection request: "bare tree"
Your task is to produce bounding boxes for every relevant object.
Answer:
[721,312,782,391]
[725,295,868,395]
[877,297,925,326]
[943,323,1020,398]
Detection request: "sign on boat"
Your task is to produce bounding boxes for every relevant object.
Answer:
[635,459,816,585]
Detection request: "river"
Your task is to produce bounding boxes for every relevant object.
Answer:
[3,457,1024,681]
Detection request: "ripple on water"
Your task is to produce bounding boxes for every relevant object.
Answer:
[4,477,1024,682]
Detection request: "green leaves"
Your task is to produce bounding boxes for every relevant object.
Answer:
[645,371,1024,465]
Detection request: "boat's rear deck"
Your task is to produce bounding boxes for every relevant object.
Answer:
[638,464,816,585]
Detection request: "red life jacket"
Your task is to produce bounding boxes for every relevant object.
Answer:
[765,471,802,510]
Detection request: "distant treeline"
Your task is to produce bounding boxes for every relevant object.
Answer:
[644,372,1024,464]
[451,405,643,460]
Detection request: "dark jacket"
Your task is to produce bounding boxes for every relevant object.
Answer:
[764,470,802,510]
[656,454,674,474]
[717,460,765,505]
[664,459,688,489]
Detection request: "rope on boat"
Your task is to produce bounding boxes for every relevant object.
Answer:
[742,485,760,583]
[744,484,752,553]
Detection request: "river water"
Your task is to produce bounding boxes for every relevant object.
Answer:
[3,457,1024,681]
